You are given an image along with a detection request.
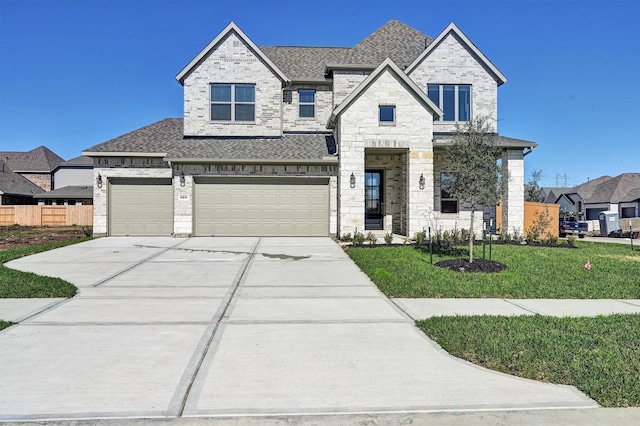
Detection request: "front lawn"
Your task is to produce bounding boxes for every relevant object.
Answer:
[418,314,640,407]
[0,239,90,298]
[346,242,640,298]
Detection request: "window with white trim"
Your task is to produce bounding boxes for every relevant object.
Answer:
[299,89,315,118]
[210,83,255,121]
[427,84,471,122]
[440,172,459,213]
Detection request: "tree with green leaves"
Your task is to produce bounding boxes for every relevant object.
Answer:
[442,117,507,263]
[525,168,544,202]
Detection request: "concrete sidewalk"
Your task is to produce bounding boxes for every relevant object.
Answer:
[0,237,602,422]
[394,298,640,319]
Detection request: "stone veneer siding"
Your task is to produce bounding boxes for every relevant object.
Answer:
[20,173,52,191]
[182,31,282,137]
[501,149,525,235]
[337,69,435,237]
[364,153,406,235]
[408,32,498,133]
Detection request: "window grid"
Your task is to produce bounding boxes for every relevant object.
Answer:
[210,83,255,122]
[299,89,315,118]
[427,85,471,122]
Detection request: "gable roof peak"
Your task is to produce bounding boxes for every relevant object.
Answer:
[406,21,507,86]
[175,21,289,85]
[327,57,442,128]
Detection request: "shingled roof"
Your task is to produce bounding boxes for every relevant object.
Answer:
[433,134,538,149]
[258,19,432,81]
[587,173,640,204]
[84,118,337,163]
[37,185,93,200]
[0,146,64,173]
[0,160,45,196]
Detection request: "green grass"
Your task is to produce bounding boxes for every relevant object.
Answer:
[417,314,640,407]
[0,238,90,298]
[346,242,640,298]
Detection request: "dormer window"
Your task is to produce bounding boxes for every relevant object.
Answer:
[211,84,255,121]
[427,84,471,122]
[299,89,315,118]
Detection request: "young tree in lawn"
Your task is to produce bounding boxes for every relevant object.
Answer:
[442,117,506,263]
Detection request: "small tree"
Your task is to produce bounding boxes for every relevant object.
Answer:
[525,168,544,202]
[442,117,506,263]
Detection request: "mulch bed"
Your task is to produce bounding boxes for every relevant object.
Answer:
[435,258,507,273]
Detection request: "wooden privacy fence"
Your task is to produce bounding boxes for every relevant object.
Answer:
[0,205,93,226]
[496,201,560,237]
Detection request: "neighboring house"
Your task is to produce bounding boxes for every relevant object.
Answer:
[547,174,640,220]
[0,160,45,205]
[539,187,571,204]
[0,146,64,191]
[52,155,94,189]
[36,186,93,206]
[83,19,537,237]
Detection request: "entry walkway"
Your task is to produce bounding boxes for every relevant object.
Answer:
[1,237,598,422]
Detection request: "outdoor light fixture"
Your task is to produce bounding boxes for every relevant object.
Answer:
[179,171,186,187]
[419,173,425,190]
[96,174,103,188]
[350,172,356,189]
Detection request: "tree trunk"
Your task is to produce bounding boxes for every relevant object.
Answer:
[469,208,475,263]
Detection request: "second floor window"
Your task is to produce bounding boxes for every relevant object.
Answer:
[427,84,471,122]
[299,89,315,118]
[379,105,395,123]
[440,172,459,213]
[211,84,255,121]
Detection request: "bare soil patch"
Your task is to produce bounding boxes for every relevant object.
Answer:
[0,225,89,250]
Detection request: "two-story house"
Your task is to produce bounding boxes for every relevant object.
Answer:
[83,19,536,237]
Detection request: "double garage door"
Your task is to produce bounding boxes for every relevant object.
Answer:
[109,177,329,236]
[194,177,329,236]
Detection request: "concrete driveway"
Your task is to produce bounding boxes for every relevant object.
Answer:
[0,237,596,421]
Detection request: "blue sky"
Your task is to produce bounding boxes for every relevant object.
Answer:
[1,0,638,187]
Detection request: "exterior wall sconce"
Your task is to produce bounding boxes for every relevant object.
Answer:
[179,171,186,187]
[350,172,356,189]
[96,174,103,188]
[419,173,425,190]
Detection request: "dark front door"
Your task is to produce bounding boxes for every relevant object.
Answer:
[365,170,383,230]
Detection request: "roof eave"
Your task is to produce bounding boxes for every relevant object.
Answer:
[82,151,168,158]
[165,157,339,165]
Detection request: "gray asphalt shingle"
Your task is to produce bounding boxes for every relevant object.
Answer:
[84,118,336,162]
[0,160,46,196]
[0,146,64,173]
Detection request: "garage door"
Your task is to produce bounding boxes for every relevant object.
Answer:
[109,179,173,236]
[194,177,329,236]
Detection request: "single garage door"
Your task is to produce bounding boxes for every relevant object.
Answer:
[109,178,173,236]
[194,177,329,236]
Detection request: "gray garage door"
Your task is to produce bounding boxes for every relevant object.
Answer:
[109,179,173,236]
[194,177,329,236]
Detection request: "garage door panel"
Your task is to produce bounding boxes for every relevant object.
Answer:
[195,179,328,236]
[109,180,173,236]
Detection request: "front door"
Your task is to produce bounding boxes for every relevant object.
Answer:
[365,170,383,230]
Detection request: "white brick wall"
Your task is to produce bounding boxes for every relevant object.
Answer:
[333,70,370,106]
[282,85,333,131]
[92,166,173,236]
[182,32,282,137]
[408,32,498,132]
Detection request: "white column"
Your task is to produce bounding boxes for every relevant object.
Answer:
[502,149,525,235]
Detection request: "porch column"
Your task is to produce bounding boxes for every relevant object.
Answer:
[338,146,365,237]
[407,151,434,237]
[502,149,525,235]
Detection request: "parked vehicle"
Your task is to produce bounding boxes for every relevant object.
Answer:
[559,213,588,238]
